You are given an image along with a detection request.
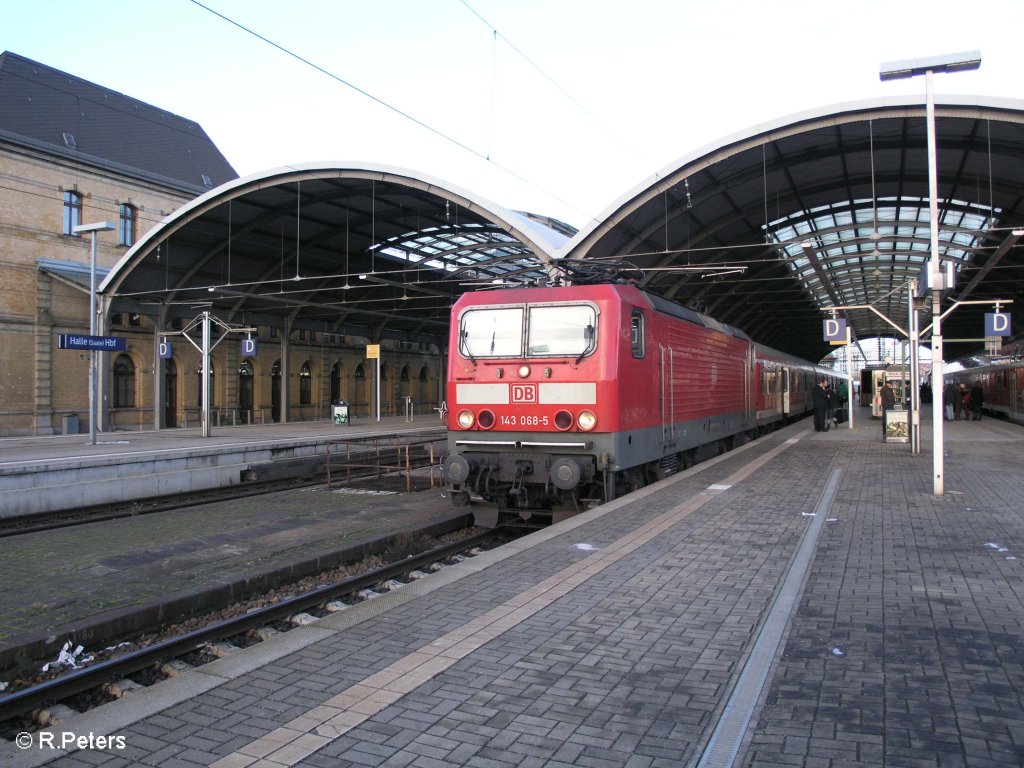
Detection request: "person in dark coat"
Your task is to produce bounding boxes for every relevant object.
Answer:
[812,378,829,432]
[970,382,984,421]
[943,381,957,421]
[825,383,838,428]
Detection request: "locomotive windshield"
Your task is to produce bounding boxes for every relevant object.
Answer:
[460,307,524,358]
[459,303,597,359]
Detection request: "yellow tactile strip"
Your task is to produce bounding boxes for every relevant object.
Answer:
[210,436,801,768]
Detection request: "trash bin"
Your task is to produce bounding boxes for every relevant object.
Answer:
[331,400,349,425]
[62,413,79,435]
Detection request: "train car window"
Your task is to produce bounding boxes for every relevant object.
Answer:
[527,304,597,357]
[631,309,645,358]
[460,307,524,358]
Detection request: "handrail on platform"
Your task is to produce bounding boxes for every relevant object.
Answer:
[325,433,442,492]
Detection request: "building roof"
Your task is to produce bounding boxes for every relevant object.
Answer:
[81,85,1024,365]
[0,51,237,192]
[99,163,567,346]
[563,96,1024,362]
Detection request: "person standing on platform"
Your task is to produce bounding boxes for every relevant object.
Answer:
[953,382,965,421]
[880,380,896,438]
[826,382,838,429]
[970,382,984,421]
[943,381,957,421]
[812,377,829,432]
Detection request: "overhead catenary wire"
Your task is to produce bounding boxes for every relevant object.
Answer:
[457,0,627,149]
[187,0,597,225]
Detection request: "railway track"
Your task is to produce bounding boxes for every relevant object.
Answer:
[0,526,512,736]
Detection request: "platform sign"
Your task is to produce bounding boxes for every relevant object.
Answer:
[985,313,1011,337]
[159,340,173,359]
[366,344,380,360]
[57,334,126,352]
[823,318,847,345]
[240,338,258,357]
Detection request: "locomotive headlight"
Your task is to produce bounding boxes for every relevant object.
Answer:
[457,409,475,429]
[477,409,495,429]
[554,410,574,431]
[517,365,531,378]
[577,410,598,431]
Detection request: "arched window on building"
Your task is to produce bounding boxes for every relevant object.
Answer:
[238,360,254,423]
[330,362,343,403]
[271,360,281,422]
[113,354,136,407]
[299,362,312,405]
[418,365,431,405]
[164,358,178,427]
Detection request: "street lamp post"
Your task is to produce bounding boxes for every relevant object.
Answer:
[880,51,981,496]
[72,221,116,446]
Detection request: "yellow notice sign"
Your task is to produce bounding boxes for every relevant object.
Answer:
[366,344,380,359]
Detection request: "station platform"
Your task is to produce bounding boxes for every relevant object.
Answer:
[3,405,1024,767]
[0,416,444,517]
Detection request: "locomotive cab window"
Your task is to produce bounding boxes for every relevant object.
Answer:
[630,309,645,358]
[459,303,597,359]
[527,304,596,357]
[460,307,524,358]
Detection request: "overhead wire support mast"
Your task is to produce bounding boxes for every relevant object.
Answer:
[163,311,258,438]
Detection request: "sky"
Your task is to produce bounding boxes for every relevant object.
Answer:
[2,0,1021,231]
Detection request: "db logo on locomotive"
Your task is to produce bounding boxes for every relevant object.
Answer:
[511,384,538,403]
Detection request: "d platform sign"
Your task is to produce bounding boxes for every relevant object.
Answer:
[823,318,847,345]
[985,313,1012,337]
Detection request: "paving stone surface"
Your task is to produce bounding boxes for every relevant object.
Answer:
[3,408,1023,768]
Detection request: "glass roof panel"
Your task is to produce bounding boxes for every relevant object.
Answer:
[765,196,999,322]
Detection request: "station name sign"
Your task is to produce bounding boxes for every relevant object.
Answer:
[57,334,127,352]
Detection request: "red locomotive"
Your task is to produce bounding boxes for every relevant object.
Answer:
[442,269,835,527]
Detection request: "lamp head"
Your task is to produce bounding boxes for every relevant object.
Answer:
[879,50,981,81]
[72,221,116,234]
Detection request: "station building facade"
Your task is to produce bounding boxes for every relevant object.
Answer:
[0,52,442,436]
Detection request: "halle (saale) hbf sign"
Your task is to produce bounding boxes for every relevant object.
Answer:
[57,333,126,351]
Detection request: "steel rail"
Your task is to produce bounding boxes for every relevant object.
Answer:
[0,528,501,724]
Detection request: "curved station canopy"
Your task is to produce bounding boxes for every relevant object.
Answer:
[102,98,1024,365]
[101,163,570,349]
[563,96,1024,363]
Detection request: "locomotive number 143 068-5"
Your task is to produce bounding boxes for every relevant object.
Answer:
[499,414,550,427]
